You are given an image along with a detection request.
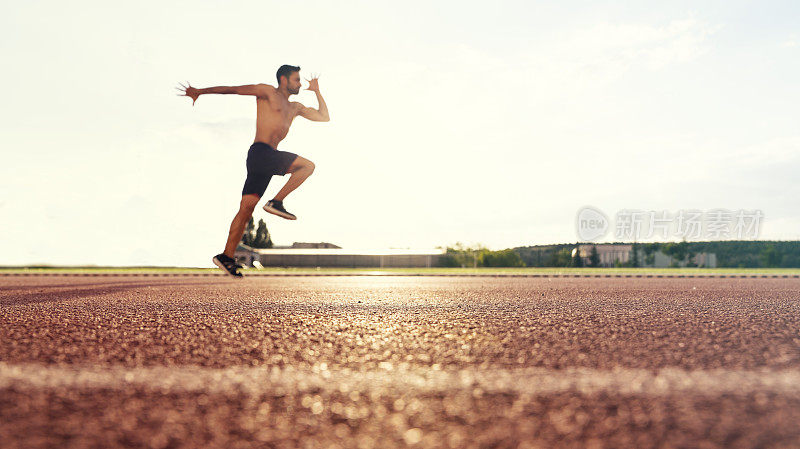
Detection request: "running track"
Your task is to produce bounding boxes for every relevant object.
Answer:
[1,274,799,448]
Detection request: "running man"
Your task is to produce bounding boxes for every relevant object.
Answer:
[176,64,330,278]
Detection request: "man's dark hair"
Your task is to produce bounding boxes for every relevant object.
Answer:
[276,64,301,85]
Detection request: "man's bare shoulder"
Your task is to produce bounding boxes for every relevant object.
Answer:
[290,101,307,113]
[254,84,277,98]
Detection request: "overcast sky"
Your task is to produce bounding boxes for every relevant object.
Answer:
[1,0,798,267]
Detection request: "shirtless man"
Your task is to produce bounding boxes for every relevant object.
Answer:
[176,64,329,278]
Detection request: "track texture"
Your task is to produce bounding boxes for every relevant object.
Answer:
[2,275,799,448]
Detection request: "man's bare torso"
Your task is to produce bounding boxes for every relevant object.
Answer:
[254,91,301,148]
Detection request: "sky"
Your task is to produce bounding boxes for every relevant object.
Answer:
[1,0,798,267]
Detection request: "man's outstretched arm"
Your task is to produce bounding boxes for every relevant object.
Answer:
[198,84,273,96]
[176,81,274,106]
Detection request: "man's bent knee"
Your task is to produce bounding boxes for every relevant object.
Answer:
[287,156,314,174]
[300,159,315,174]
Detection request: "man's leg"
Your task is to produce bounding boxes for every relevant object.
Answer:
[272,156,315,201]
[223,194,260,258]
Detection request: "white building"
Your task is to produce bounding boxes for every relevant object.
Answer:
[234,243,446,268]
[575,244,717,268]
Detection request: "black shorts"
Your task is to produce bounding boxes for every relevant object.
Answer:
[241,142,299,197]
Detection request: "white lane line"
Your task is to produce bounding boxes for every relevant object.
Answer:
[2,362,800,396]
[2,273,799,278]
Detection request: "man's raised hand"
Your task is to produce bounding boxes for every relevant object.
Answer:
[305,73,321,92]
[175,81,200,106]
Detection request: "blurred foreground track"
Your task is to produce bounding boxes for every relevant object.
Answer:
[2,275,799,448]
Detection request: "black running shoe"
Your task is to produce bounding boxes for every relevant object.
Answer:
[263,199,297,220]
[212,253,243,278]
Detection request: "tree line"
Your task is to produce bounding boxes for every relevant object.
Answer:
[512,240,800,268]
[438,243,526,267]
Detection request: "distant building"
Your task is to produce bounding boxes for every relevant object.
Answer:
[234,243,446,268]
[273,242,342,249]
[576,244,634,267]
[575,244,717,268]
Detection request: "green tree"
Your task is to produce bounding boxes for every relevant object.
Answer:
[641,243,659,266]
[589,245,600,267]
[440,243,526,267]
[251,218,273,248]
[550,248,572,267]
[572,248,584,267]
[628,242,640,267]
[686,248,698,267]
[479,249,526,267]
[441,242,482,267]
[761,244,781,268]
[663,240,689,266]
